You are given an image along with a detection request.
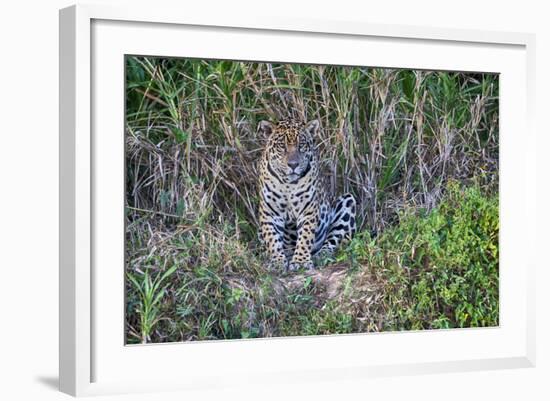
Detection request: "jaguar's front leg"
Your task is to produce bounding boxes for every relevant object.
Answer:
[288,205,318,271]
[260,216,287,270]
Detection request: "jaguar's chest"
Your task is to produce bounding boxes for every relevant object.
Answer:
[282,177,318,220]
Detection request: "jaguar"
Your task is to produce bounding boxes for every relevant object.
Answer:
[258,118,356,271]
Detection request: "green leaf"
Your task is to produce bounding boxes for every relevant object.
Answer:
[173,127,188,143]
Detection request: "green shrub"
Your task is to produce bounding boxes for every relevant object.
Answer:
[339,182,499,331]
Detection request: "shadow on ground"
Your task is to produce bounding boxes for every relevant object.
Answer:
[35,376,58,391]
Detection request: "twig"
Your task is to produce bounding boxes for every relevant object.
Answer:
[126,206,181,220]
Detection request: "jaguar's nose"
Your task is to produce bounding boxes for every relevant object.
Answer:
[287,160,299,170]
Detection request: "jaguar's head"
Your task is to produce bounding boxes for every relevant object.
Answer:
[259,119,318,184]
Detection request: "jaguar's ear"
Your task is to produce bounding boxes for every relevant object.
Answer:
[304,119,320,136]
[258,120,274,137]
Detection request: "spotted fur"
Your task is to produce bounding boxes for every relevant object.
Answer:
[258,119,356,271]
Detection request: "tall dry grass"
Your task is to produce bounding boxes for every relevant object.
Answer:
[126,58,498,238]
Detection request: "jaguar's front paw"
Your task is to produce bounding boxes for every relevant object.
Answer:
[268,254,288,272]
[287,261,299,272]
[288,259,315,272]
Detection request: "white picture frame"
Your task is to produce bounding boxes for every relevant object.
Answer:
[59,3,536,397]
